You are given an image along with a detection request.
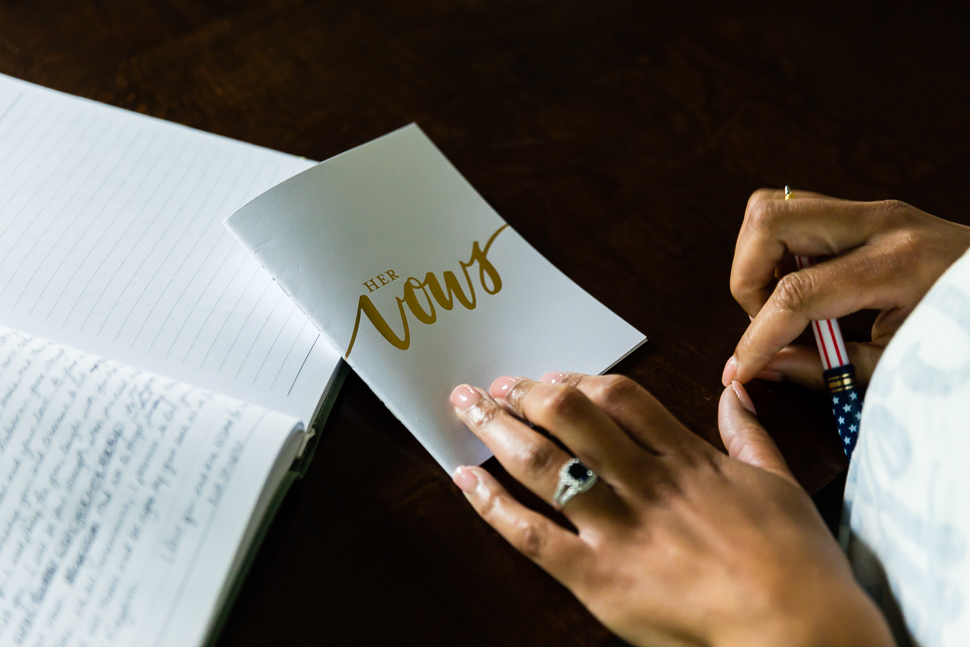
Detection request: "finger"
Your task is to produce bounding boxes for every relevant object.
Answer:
[536,372,697,456]
[755,343,885,391]
[754,346,825,391]
[453,465,592,583]
[451,385,623,521]
[732,191,882,316]
[729,247,904,384]
[717,382,796,485]
[489,376,650,479]
[733,190,872,315]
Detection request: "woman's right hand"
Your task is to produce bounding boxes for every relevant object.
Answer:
[722,189,970,390]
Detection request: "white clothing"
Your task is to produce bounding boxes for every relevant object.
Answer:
[846,247,970,646]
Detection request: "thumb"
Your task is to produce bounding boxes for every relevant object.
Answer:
[718,382,797,485]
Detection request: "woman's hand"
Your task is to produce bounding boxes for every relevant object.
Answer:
[450,373,893,647]
[723,189,970,389]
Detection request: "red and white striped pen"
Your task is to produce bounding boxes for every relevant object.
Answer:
[786,186,863,457]
[793,254,851,371]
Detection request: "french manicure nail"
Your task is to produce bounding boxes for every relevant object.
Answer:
[540,371,566,384]
[450,385,481,410]
[731,380,757,415]
[721,356,737,386]
[489,376,520,397]
[453,466,480,494]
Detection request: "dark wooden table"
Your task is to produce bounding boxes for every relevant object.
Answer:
[3,1,969,644]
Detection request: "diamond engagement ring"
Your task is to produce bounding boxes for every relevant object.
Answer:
[553,458,598,508]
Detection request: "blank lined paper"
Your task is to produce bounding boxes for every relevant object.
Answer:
[0,74,340,422]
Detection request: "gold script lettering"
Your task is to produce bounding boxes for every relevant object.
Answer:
[344,224,509,357]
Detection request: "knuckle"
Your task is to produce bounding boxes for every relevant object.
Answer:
[773,272,812,314]
[876,198,913,223]
[518,439,558,478]
[746,188,775,211]
[745,196,778,233]
[887,229,924,273]
[466,397,502,429]
[554,372,584,388]
[515,519,545,559]
[642,471,685,507]
[477,485,501,519]
[503,379,532,413]
[873,199,926,233]
[593,374,639,407]
[541,386,585,419]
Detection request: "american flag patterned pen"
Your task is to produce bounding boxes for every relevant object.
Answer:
[786,187,863,458]
[793,255,862,458]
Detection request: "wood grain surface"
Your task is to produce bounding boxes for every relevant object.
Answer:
[2,1,968,645]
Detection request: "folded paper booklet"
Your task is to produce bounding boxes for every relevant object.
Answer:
[226,124,647,473]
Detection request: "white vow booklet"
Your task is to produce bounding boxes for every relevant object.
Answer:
[225,125,646,472]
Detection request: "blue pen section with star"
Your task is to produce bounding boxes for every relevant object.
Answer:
[824,363,863,458]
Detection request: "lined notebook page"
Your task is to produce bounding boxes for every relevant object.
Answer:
[0,74,340,422]
[0,326,302,647]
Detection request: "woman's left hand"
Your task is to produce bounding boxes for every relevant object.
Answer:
[450,373,893,647]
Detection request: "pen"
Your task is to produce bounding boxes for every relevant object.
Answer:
[786,186,863,459]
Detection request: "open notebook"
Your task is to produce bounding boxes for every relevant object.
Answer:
[0,75,344,646]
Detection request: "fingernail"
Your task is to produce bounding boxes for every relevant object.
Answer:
[540,371,566,384]
[731,380,757,415]
[453,466,480,494]
[756,369,784,382]
[721,356,737,386]
[489,376,521,397]
[450,385,481,410]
